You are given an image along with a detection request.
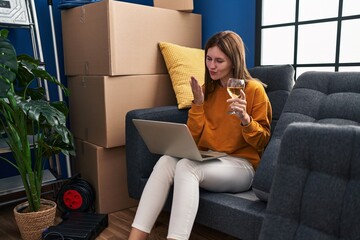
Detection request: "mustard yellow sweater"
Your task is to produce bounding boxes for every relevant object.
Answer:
[187,80,272,169]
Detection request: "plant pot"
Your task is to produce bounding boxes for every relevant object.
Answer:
[13,199,57,240]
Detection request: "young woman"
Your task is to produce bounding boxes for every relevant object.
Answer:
[128,31,272,240]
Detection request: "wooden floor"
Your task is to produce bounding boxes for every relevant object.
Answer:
[0,201,239,240]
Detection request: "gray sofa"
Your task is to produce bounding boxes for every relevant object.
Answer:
[125,67,360,239]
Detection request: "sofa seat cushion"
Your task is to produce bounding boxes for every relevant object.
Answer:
[196,190,266,240]
[138,174,266,240]
[252,71,360,202]
[161,189,266,240]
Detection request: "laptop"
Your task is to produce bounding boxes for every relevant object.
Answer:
[132,119,227,161]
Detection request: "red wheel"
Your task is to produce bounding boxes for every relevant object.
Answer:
[57,178,95,213]
[63,189,83,210]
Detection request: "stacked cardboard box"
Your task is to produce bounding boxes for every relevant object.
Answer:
[67,74,176,148]
[153,0,194,12]
[61,0,201,213]
[62,0,201,76]
[73,139,134,214]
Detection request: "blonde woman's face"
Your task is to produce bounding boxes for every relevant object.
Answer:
[206,46,233,86]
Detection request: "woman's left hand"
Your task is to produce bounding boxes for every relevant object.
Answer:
[190,76,204,105]
[227,90,251,125]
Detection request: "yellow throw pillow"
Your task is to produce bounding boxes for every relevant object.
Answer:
[159,42,205,109]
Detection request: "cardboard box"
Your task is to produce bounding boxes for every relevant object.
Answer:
[154,0,194,12]
[73,139,138,213]
[61,0,201,76]
[68,74,177,148]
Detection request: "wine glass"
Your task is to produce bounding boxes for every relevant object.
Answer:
[227,78,245,114]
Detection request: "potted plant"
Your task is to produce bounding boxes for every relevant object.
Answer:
[0,29,75,239]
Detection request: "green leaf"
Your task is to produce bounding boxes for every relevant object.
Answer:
[50,101,69,117]
[0,34,17,97]
[0,37,17,71]
[19,100,66,126]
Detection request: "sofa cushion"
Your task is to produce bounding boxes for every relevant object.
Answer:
[158,42,205,109]
[196,191,266,240]
[248,65,295,134]
[252,71,360,202]
[259,123,360,239]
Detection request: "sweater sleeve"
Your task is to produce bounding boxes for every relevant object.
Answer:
[242,86,272,152]
[187,102,205,143]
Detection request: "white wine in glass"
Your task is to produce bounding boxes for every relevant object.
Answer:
[227,78,245,114]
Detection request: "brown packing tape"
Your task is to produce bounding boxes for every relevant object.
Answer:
[80,6,86,24]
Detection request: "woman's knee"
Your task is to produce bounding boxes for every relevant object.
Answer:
[175,159,194,170]
[174,159,200,180]
[153,155,178,177]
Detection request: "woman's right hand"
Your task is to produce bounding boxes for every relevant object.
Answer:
[190,76,204,105]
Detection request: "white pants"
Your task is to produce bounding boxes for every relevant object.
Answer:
[131,155,255,240]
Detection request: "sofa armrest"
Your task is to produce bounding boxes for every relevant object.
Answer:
[259,122,360,239]
[125,105,189,199]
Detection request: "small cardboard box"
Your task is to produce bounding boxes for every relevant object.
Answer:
[61,0,201,76]
[153,0,194,12]
[68,74,177,148]
[73,139,138,213]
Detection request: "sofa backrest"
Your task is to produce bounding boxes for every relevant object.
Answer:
[258,122,360,239]
[249,64,295,134]
[252,71,360,201]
